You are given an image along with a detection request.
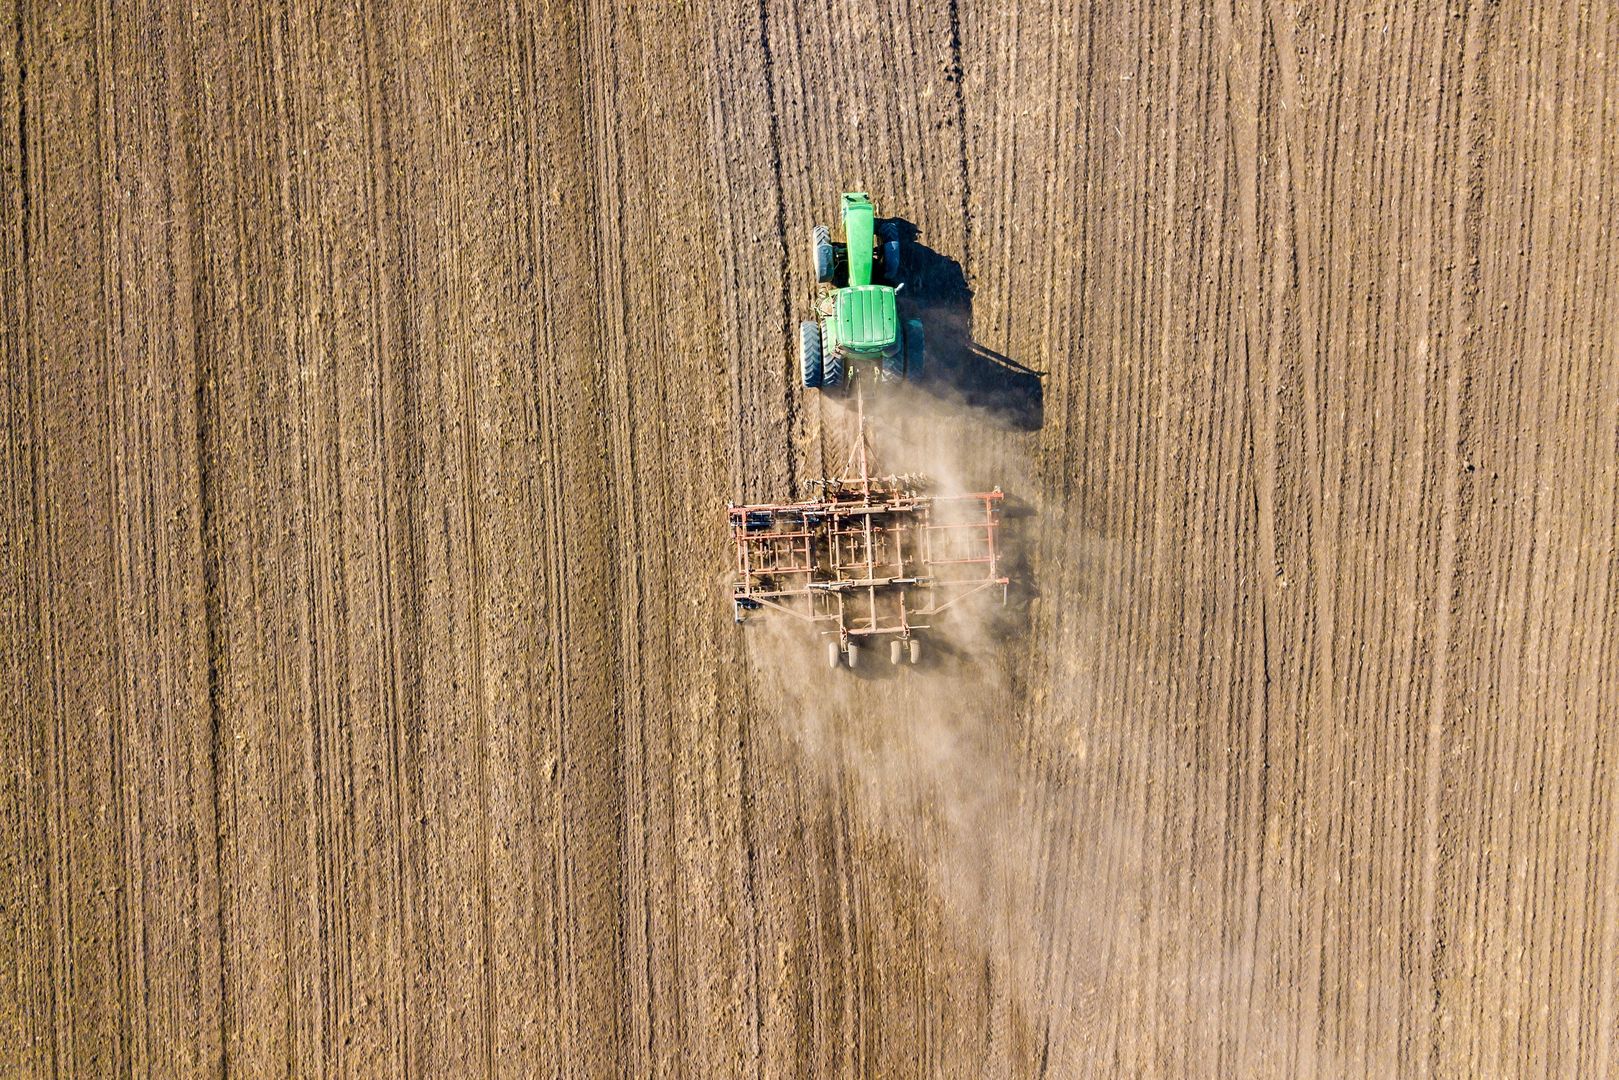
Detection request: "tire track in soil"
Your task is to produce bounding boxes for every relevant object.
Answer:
[179,2,236,1064]
[348,3,415,1069]
[0,2,52,1072]
[12,1,125,1071]
[1419,6,1487,1075]
[429,3,498,1069]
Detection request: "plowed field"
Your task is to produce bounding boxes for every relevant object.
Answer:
[4,1,1617,1075]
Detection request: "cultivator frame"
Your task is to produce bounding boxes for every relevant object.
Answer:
[728,394,1008,668]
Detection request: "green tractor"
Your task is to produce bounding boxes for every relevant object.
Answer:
[799,193,924,390]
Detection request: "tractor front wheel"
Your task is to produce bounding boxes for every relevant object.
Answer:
[877,221,901,283]
[812,225,834,283]
[799,321,823,388]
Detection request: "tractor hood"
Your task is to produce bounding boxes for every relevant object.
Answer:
[834,285,898,352]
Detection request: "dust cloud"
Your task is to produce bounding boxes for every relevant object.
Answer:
[746,378,1384,1072]
[745,383,1138,1066]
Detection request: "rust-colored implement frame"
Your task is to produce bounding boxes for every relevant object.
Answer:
[728,395,1007,651]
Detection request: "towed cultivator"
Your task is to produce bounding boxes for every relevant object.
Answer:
[728,394,1008,669]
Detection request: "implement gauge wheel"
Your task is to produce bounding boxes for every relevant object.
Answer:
[826,640,841,670]
[800,321,823,388]
[909,638,922,665]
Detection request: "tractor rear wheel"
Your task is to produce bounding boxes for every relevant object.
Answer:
[905,319,925,379]
[822,346,843,389]
[826,640,841,670]
[812,225,834,283]
[799,321,823,388]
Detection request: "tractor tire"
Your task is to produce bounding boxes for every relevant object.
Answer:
[845,643,860,669]
[799,321,823,388]
[909,638,922,665]
[904,319,925,380]
[827,640,842,670]
[890,639,903,665]
[812,225,834,283]
[882,348,905,381]
[877,221,901,283]
[822,347,843,389]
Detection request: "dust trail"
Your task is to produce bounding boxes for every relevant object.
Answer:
[742,381,1134,1067]
[745,381,1384,1073]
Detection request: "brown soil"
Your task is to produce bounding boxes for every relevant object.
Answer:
[4,1,1617,1075]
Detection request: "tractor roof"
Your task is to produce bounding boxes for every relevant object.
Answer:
[835,285,898,351]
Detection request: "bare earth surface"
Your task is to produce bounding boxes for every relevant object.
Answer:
[4,1,1618,1075]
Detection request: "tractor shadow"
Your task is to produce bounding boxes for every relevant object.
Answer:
[887,218,1045,431]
